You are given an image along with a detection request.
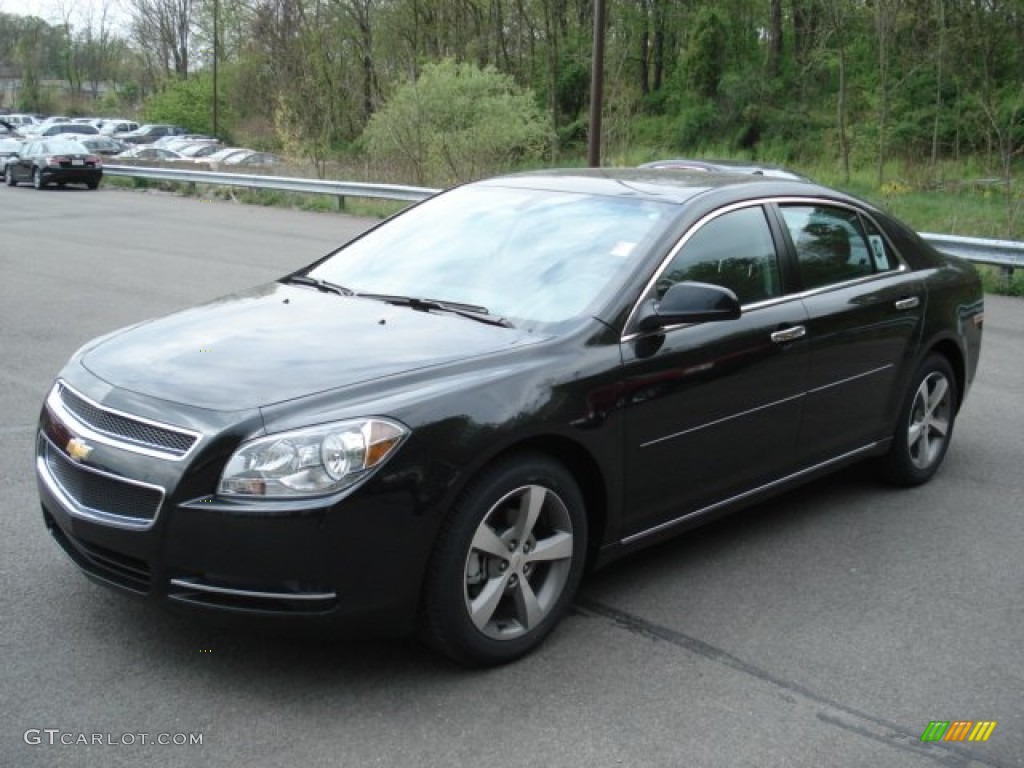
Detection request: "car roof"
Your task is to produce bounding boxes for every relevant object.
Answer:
[638,158,809,180]
[478,167,837,207]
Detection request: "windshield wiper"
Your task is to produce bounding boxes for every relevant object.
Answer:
[282,274,354,296]
[357,293,514,328]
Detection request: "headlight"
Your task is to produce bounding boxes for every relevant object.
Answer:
[218,418,408,498]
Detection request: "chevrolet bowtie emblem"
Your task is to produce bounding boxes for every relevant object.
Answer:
[66,437,93,462]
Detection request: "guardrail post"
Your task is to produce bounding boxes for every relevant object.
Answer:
[336,195,346,212]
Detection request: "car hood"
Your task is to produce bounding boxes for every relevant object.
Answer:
[81,283,546,411]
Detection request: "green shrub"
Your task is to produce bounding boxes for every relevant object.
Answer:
[362,59,549,186]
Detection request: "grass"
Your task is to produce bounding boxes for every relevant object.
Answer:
[979,265,1024,296]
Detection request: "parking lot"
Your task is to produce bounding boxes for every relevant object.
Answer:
[2,186,1022,768]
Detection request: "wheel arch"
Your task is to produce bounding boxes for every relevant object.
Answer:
[469,435,609,569]
[923,336,967,412]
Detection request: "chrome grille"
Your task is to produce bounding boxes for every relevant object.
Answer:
[57,382,198,458]
[43,438,164,524]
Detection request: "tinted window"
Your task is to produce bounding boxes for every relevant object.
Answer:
[780,205,883,290]
[658,206,781,305]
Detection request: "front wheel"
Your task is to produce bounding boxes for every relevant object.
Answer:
[879,354,958,486]
[419,454,587,666]
[5,166,15,186]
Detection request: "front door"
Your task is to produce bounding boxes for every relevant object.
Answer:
[620,204,809,542]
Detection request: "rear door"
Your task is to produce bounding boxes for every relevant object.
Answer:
[774,202,924,465]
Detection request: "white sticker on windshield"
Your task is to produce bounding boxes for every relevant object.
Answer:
[611,242,636,258]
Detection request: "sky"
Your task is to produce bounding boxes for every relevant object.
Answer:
[1,0,132,30]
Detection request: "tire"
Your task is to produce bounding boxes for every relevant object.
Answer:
[5,166,15,187]
[879,354,958,486]
[86,180,99,190]
[33,168,45,190]
[419,454,587,666]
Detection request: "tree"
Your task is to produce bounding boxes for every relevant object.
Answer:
[362,58,548,185]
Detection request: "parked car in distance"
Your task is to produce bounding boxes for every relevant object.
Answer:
[100,120,140,136]
[199,147,251,163]
[224,151,282,166]
[5,138,102,189]
[118,124,188,145]
[182,143,228,159]
[78,136,126,156]
[37,123,100,138]
[114,146,186,161]
[4,113,39,128]
[35,169,983,666]
[639,158,809,181]
[0,137,24,166]
[153,134,217,149]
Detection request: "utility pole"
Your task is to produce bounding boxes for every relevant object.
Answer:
[212,0,219,136]
[587,0,607,167]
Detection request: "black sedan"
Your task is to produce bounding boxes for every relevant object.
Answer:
[35,169,983,665]
[6,139,102,189]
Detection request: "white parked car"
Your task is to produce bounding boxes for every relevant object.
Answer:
[101,120,140,135]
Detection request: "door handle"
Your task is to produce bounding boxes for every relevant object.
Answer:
[894,297,920,310]
[771,325,806,343]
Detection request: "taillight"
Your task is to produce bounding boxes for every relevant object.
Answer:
[45,155,69,166]
[86,155,102,166]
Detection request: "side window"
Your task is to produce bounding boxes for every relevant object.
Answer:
[780,205,876,290]
[658,206,781,305]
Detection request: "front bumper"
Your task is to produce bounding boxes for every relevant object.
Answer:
[36,379,437,635]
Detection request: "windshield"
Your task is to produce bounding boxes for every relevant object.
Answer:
[309,185,674,327]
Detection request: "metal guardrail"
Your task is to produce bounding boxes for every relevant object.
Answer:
[919,232,1024,271]
[103,164,440,203]
[103,164,1022,271]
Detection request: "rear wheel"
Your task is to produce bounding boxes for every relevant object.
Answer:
[32,168,45,190]
[879,354,958,486]
[419,454,587,666]
[5,166,15,186]
[86,180,99,190]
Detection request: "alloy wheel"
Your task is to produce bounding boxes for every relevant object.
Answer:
[907,371,952,470]
[463,483,574,641]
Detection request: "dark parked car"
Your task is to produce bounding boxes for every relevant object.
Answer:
[119,124,188,145]
[6,138,102,189]
[35,169,983,665]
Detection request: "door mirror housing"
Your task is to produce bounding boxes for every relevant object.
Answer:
[635,281,742,333]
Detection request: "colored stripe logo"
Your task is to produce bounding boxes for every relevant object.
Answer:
[920,721,997,742]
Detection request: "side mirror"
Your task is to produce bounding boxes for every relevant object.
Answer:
[635,281,741,333]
